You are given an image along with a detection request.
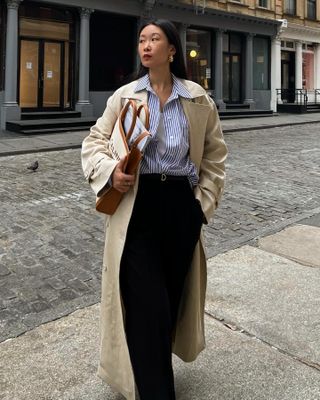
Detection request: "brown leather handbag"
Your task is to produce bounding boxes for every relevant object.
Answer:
[95,100,151,215]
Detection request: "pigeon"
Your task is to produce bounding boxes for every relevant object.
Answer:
[27,160,39,172]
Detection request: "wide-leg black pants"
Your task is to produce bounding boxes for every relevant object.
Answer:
[120,174,203,400]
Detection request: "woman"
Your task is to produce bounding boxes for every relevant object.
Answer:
[81,19,227,400]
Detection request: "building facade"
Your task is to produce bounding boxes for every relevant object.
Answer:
[182,0,320,112]
[1,1,318,130]
[275,0,320,109]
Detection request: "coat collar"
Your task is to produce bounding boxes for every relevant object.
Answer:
[120,76,206,101]
[134,74,193,101]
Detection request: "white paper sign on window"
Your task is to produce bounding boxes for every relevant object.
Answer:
[26,62,32,69]
[47,71,53,79]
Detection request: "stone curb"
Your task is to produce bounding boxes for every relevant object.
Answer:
[0,144,81,157]
[222,119,320,133]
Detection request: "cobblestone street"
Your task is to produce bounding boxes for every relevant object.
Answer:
[1,123,319,342]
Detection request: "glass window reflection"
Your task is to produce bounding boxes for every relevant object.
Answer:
[186,29,211,90]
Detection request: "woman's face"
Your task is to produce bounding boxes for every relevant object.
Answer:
[138,24,176,70]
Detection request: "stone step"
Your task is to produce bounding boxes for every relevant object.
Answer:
[21,111,82,120]
[219,109,273,117]
[6,117,96,134]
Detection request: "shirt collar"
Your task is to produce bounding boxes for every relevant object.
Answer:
[134,74,192,100]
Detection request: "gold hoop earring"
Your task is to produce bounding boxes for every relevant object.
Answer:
[169,55,174,63]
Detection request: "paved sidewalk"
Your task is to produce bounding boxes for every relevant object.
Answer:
[1,221,320,400]
[1,112,320,156]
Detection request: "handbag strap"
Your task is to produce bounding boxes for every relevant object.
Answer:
[130,131,150,151]
[121,100,150,145]
[137,104,150,130]
[121,99,137,143]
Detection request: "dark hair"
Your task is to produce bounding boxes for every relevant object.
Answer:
[136,19,187,80]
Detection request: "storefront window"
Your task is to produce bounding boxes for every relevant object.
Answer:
[303,51,314,90]
[253,37,269,90]
[186,29,211,90]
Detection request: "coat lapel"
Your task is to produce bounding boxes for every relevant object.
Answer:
[181,98,211,168]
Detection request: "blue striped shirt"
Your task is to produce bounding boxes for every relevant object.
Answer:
[134,74,199,186]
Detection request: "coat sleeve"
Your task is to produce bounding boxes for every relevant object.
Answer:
[194,96,228,223]
[81,92,121,196]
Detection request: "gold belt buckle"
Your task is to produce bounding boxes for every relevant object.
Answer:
[161,173,167,182]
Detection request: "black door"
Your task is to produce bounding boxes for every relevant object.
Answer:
[281,51,295,103]
[223,53,241,103]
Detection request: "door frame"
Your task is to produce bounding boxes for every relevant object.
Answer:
[18,37,67,112]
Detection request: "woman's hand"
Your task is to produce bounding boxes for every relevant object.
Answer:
[112,157,135,193]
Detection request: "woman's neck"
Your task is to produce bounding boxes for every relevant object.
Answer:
[148,68,172,92]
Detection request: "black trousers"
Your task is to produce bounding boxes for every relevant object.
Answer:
[120,174,203,400]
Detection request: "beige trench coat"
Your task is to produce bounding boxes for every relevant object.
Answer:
[81,78,227,400]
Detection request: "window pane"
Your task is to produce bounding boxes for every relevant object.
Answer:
[303,52,314,90]
[284,0,296,14]
[259,0,268,8]
[20,18,69,41]
[253,37,269,90]
[64,44,70,108]
[43,42,61,107]
[231,55,240,101]
[187,29,211,90]
[19,40,39,107]
[307,0,316,19]
[223,55,230,102]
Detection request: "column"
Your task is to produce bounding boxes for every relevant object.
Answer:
[140,0,156,20]
[314,43,320,90]
[295,41,303,90]
[76,8,94,117]
[270,35,282,111]
[179,24,188,64]
[137,1,156,68]
[244,33,255,109]
[214,30,225,110]
[1,0,23,130]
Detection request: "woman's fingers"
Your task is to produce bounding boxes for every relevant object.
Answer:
[117,177,134,193]
[112,158,135,192]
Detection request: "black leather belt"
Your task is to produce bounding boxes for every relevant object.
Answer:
[140,173,188,182]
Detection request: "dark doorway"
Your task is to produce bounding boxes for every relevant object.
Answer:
[223,53,241,103]
[90,12,137,91]
[222,33,243,104]
[281,51,295,103]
